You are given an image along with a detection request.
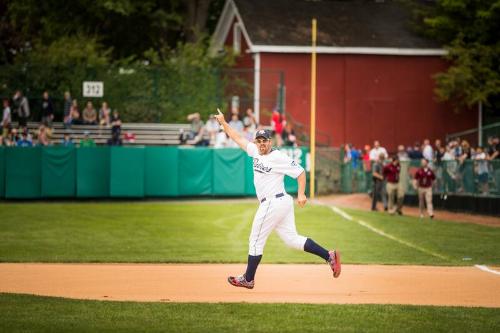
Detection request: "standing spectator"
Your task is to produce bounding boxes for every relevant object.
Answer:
[282,122,297,147]
[243,108,257,133]
[343,143,352,164]
[2,99,11,137]
[63,91,72,129]
[80,131,96,147]
[408,142,424,160]
[40,91,54,128]
[371,153,385,211]
[369,140,388,161]
[271,109,285,147]
[99,101,111,127]
[422,139,433,164]
[82,101,97,125]
[397,145,410,209]
[487,136,499,160]
[383,156,403,215]
[362,144,372,192]
[70,99,81,125]
[474,146,489,194]
[414,159,436,219]
[12,90,30,129]
[61,133,74,147]
[350,145,361,170]
[205,114,220,144]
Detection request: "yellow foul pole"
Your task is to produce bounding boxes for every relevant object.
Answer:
[310,18,317,199]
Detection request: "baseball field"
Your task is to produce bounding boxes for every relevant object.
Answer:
[1,198,499,332]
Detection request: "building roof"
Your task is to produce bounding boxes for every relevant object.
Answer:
[211,0,444,55]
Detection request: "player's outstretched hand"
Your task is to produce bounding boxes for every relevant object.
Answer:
[214,108,226,126]
[297,193,307,208]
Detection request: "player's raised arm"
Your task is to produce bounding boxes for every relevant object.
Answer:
[214,109,249,151]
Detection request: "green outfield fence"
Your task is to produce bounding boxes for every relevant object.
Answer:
[340,159,500,197]
[0,146,308,199]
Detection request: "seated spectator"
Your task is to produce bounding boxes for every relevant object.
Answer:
[107,130,122,146]
[8,128,19,146]
[41,91,54,128]
[2,99,11,138]
[16,131,32,147]
[369,140,388,161]
[61,133,74,147]
[99,101,111,127]
[243,125,254,141]
[82,101,97,125]
[37,125,50,146]
[70,99,81,125]
[281,122,296,147]
[80,131,96,147]
[214,129,228,148]
[243,108,257,132]
[63,91,72,129]
[180,112,204,144]
[205,114,220,144]
[111,110,122,136]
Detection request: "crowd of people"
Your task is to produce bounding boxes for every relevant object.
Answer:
[179,107,297,148]
[343,137,500,217]
[1,90,124,147]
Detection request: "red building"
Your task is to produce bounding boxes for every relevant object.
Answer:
[210,0,476,150]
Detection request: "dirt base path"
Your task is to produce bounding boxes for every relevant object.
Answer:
[1,263,499,307]
[317,194,500,227]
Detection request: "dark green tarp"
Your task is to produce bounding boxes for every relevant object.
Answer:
[110,147,145,197]
[5,147,41,198]
[213,148,246,195]
[41,147,76,197]
[145,147,179,196]
[0,147,4,198]
[178,148,213,195]
[76,147,110,197]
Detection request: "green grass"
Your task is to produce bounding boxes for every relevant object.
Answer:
[1,293,499,333]
[0,202,499,265]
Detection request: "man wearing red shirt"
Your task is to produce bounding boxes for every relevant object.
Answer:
[383,156,402,214]
[413,159,436,219]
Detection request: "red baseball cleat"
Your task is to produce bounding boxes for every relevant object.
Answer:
[328,250,341,278]
[227,274,255,289]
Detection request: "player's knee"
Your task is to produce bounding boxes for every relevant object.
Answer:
[282,235,306,250]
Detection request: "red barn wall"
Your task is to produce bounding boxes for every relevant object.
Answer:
[260,53,477,151]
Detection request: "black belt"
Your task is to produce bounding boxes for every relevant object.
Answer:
[260,193,284,203]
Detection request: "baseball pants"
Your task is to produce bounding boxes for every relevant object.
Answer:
[386,182,404,213]
[418,187,433,216]
[249,194,307,256]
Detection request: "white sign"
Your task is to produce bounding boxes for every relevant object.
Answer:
[83,81,104,97]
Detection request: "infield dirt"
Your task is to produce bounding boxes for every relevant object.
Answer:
[1,263,499,307]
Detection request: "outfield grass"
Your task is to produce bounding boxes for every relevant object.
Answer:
[1,293,499,333]
[0,202,498,265]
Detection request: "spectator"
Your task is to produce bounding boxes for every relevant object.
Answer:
[397,145,409,161]
[413,158,436,219]
[408,142,424,160]
[17,131,32,147]
[362,144,372,192]
[70,99,81,125]
[205,114,220,144]
[12,90,30,129]
[371,153,385,211]
[243,108,257,133]
[350,145,361,170]
[124,132,136,144]
[99,101,111,127]
[383,155,403,215]
[180,112,204,144]
[396,145,410,209]
[37,125,50,146]
[422,139,433,163]
[228,113,244,148]
[282,122,297,147]
[8,128,19,146]
[40,91,54,128]
[2,99,11,138]
[369,140,388,161]
[63,91,72,129]
[271,109,285,147]
[243,125,254,141]
[61,133,74,147]
[487,136,499,160]
[82,101,97,125]
[107,130,122,146]
[111,110,122,136]
[474,146,489,194]
[343,143,352,164]
[80,131,96,147]
[214,129,228,148]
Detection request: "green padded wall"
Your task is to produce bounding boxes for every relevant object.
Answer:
[145,147,179,196]
[41,147,76,197]
[110,147,145,197]
[0,147,4,198]
[178,148,213,195]
[213,148,246,195]
[77,147,110,197]
[5,147,42,198]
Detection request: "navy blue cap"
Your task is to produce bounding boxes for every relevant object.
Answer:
[255,129,272,140]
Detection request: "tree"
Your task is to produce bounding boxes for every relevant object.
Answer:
[413,0,500,111]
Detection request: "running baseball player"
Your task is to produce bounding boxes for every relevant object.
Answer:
[214,109,341,289]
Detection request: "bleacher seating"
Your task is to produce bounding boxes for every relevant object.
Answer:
[16,122,191,146]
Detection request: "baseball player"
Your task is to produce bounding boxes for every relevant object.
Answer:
[214,109,341,289]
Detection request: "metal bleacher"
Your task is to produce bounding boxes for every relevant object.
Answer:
[21,122,191,146]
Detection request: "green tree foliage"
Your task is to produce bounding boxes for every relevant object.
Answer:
[415,0,500,109]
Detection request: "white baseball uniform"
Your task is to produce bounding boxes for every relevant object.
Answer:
[246,142,307,256]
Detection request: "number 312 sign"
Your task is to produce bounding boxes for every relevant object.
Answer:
[83,81,104,97]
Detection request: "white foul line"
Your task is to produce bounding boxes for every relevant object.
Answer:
[330,206,450,262]
[475,265,500,276]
